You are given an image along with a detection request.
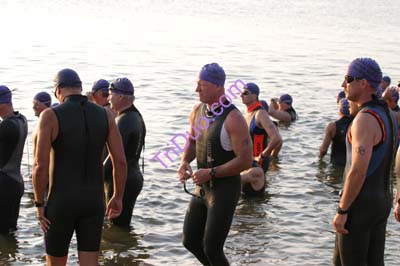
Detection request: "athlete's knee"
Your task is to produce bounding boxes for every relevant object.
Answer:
[203,245,228,266]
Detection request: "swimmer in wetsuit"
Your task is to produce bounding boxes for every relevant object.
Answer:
[332,58,398,266]
[240,83,282,197]
[0,85,28,234]
[32,69,127,266]
[269,93,297,123]
[177,63,252,266]
[104,77,146,228]
[32,91,51,168]
[319,98,352,166]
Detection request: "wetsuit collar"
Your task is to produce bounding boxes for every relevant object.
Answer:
[120,104,136,115]
[247,101,262,113]
[63,94,88,104]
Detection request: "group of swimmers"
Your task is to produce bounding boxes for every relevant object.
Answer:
[1,58,399,265]
[0,69,146,265]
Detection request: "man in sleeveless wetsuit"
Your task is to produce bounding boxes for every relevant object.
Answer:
[268,93,297,123]
[319,98,351,166]
[177,63,252,265]
[0,85,27,234]
[32,92,52,162]
[332,58,398,265]
[104,77,146,228]
[240,82,282,197]
[32,69,127,265]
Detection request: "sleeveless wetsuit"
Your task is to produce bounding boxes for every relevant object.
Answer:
[241,160,266,198]
[0,112,27,234]
[331,116,352,166]
[333,100,397,266]
[104,105,146,227]
[285,106,297,121]
[45,95,109,257]
[182,103,241,266]
[247,102,270,173]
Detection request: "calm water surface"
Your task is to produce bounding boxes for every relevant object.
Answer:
[0,0,400,265]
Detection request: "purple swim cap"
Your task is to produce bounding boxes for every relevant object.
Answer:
[245,83,260,96]
[92,79,110,92]
[339,98,350,115]
[34,91,51,107]
[110,78,134,95]
[347,58,382,89]
[279,94,293,105]
[54,68,82,89]
[199,63,226,87]
[0,85,12,104]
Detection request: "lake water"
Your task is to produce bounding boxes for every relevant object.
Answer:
[0,0,400,265]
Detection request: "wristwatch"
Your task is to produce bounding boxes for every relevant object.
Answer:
[34,201,45,208]
[337,206,349,215]
[209,167,216,179]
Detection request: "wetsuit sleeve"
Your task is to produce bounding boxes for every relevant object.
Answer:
[117,113,144,163]
[0,119,20,167]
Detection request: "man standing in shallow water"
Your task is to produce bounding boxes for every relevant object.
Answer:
[32,68,127,266]
[177,63,252,266]
[332,58,397,265]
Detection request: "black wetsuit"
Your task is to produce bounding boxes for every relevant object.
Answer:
[104,105,145,227]
[182,103,241,266]
[331,116,351,166]
[333,100,397,266]
[285,107,297,121]
[45,95,109,257]
[0,112,27,234]
[242,161,266,198]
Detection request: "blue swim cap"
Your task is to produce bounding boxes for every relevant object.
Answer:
[199,63,226,87]
[92,79,110,92]
[245,83,260,96]
[34,91,51,107]
[339,98,350,115]
[0,85,12,104]
[54,68,82,89]
[347,58,382,89]
[110,78,134,95]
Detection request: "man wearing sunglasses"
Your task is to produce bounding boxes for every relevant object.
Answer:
[332,58,398,265]
[104,77,146,228]
[0,85,27,234]
[240,82,282,197]
[177,63,252,266]
[32,68,127,266]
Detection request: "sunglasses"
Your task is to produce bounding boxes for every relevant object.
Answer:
[183,182,204,199]
[241,90,252,96]
[345,75,363,84]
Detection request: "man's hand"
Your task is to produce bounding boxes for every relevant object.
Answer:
[192,168,211,185]
[394,203,400,222]
[178,162,193,183]
[106,196,123,220]
[333,213,349,234]
[36,207,51,233]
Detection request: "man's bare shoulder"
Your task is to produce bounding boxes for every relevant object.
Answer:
[38,108,57,124]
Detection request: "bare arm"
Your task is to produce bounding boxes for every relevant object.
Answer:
[177,104,199,182]
[256,109,282,157]
[319,122,336,158]
[106,108,127,200]
[394,148,400,222]
[339,113,380,210]
[268,101,292,122]
[32,108,58,232]
[32,109,57,204]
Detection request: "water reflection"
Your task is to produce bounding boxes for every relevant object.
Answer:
[101,224,151,266]
[315,160,343,194]
[0,232,18,265]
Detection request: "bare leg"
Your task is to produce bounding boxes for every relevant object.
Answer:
[46,255,68,266]
[78,251,99,266]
